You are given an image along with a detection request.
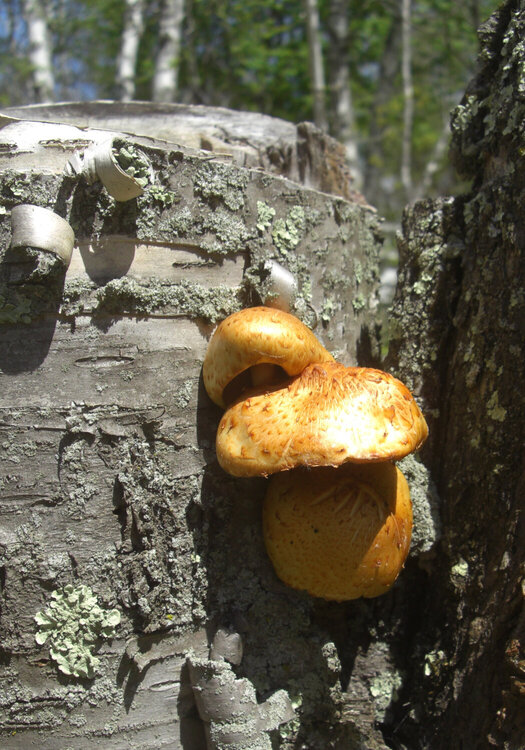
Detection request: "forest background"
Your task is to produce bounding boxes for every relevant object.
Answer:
[0,0,500,234]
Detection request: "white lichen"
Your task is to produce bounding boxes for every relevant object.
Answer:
[35,584,120,679]
[451,558,469,578]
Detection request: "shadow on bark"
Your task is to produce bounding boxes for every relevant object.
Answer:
[192,375,427,747]
[0,245,66,373]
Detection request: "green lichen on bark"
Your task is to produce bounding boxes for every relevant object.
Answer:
[146,184,178,208]
[398,454,441,556]
[271,205,306,254]
[450,2,525,181]
[113,140,151,188]
[193,161,248,210]
[0,288,33,324]
[386,196,464,409]
[35,585,120,679]
[94,277,243,322]
[256,200,276,232]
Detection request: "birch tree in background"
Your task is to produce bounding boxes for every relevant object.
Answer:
[21,0,55,102]
[327,0,362,187]
[152,0,185,102]
[304,0,328,131]
[116,0,145,101]
[362,17,401,206]
[414,113,450,200]
[401,0,413,199]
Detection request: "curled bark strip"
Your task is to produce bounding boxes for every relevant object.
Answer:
[187,654,295,749]
[10,204,74,266]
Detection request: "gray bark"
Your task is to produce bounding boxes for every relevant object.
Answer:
[1,1,524,746]
[0,102,381,748]
[386,1,525,747]
[0,101,366,204]
[152,0,185,103]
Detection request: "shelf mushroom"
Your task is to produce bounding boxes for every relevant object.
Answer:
[216,362,428,477]
[202,306,428,601]
[202,306,334,408]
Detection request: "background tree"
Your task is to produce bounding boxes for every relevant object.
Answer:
[20,0,54,102]
[152,0,185,102]
[1,0,500,220]
[305,0,328,130]
[326,0,362,186]
[116,0,145,100]
[400,0,413,200]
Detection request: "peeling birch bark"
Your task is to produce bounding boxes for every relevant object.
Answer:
[0,103,383,748]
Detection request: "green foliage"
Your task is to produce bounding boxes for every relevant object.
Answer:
[0,0,501,211]
[35,584,120,679]
[175,0,312,121]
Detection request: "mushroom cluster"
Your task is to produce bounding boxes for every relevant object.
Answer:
[202,306,428,601]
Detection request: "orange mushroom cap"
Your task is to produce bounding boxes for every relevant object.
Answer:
[217,362,428,477]
[263,462,412,601]
[202,306,334,408]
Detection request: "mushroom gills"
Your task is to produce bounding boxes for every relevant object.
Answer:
[262,462,413,601]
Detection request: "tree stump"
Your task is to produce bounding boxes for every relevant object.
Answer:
[0,103,383,748]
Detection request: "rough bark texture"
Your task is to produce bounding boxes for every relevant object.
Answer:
[0,103,385,749]
[386,2,525,748]
[1,101,366,205]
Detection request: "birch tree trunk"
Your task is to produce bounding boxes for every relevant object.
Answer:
[116,0,146,101]
[304,0,328,131]
[400,0,413,199]
[152,0,185,103]
[326,0,362,188]
[21,0,55,102]
[0,102,380,749]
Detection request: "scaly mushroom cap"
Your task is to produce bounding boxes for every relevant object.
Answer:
[217,362,428,476]
[263,462,412,600]
[203,306,334,408]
